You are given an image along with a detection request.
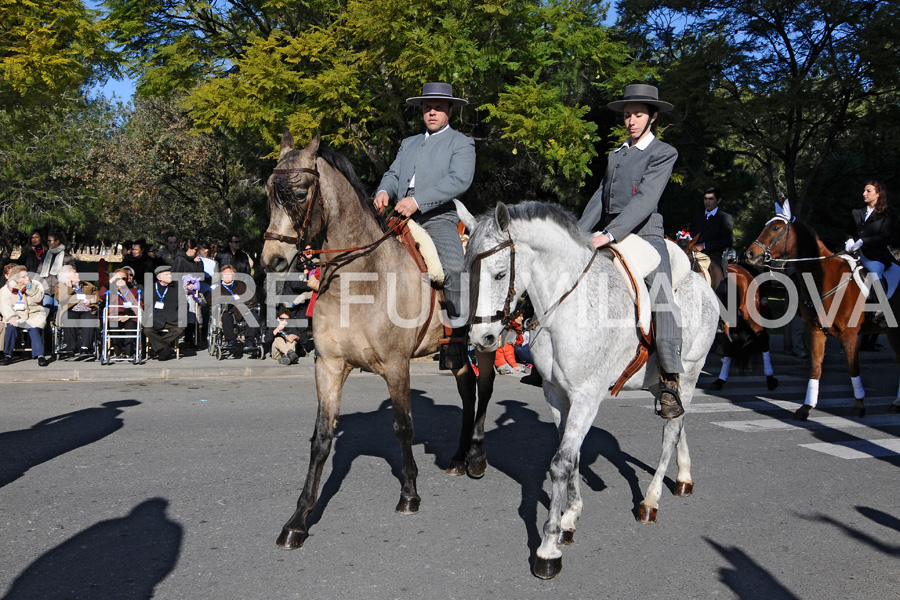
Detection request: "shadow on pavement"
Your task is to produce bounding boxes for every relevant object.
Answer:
[706,537,801,600]
[297,390,652,557]
[0,399,141,489]
[1,498,182,600]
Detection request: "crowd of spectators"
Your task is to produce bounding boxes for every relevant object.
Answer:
[0,230,316,366]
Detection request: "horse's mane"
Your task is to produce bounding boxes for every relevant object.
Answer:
[465,201,590,267]
[790,219,823,258]
[279,146,385,230]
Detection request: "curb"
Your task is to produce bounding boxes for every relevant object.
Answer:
[0,355,449,383]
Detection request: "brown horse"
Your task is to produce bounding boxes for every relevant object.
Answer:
[745,204,900,420]
[678,237,778,391]
[261,132,496,550]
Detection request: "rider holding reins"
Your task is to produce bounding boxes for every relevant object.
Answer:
[577,83,684,419]
[373,82,476,369]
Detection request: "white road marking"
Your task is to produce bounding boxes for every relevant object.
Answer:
[799,438,900,459]
[687,396,896,414]
[712,413,900,432]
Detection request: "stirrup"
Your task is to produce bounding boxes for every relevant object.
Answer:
[654,380,684,419]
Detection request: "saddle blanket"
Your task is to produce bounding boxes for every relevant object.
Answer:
[406,220,444,286]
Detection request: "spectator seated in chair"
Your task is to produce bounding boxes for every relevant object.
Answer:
[102,268,141,358]
[55,265,99,356]
[215,264,259,352]
[0,265,50,366]
[145,265,182,361]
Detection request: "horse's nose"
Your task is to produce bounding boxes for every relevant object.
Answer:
[482,333,496,348]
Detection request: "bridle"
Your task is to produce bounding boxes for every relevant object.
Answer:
[469,234,600,333]
[750,216,791,264]
[469,237,517,326]
[264,164,321,246]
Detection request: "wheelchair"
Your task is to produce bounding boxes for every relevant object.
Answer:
[51,305,101,361]
[207,303,264,360]
[98,290,144,365]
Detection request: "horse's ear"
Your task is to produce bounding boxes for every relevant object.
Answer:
[279,129,295,159]
[495,202,510,232]
[453,199,476,233]
[304,133,321,156]
[781,199,794,221]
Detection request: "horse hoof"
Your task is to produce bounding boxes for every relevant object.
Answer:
[558,530,575,545]
[637,505,658,524]
[709,379,724,391]
[852,406,866,419]
[395,497,420,514]
[767,375,779,391]
[532,556,562,579]
[445,461,466,476]
[889,403,900,414]
[467,456,488,479]
[673,481,694,497]
[276,528,307,550]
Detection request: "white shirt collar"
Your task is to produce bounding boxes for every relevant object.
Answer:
[706,207,719,217]
[424,124,451,138]
[615,131,656,152]
[864,206,875,220]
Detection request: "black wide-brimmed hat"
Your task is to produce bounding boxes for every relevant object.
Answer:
[406,82,468,107]
[607,83,673,113]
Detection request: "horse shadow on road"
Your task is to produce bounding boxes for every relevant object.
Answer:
[0,399,141,489]
[1,497,182,600]
[306,391,653,554]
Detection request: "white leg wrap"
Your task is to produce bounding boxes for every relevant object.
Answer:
[762,351,774,376]
[718,356,731,381]
[804,379,820,407]
[851,375,865,400]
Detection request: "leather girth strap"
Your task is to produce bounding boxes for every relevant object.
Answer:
[605,246,654,396]
[386,215,437,351]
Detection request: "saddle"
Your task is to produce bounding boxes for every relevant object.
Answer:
[386,216,446,352]
[601,235,692,396]
[840,254,900,301]
[602,235,692,336]
[388,217,444,286]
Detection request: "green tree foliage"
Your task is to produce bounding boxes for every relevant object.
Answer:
[89,96,268,250]
[617,0,900,230]
[0,96,118,255]
[0,0,120,109]
[106,0,644,210]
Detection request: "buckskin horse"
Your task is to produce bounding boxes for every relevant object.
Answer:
[261,132,496,550]
[464,201,718,579]
[745,201,900,420]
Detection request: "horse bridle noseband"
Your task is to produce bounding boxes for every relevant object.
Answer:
[750,216,791,263]
[265,165,321,246]
[469,237,517,326]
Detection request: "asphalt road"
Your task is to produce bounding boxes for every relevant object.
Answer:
[1,342,898,599]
